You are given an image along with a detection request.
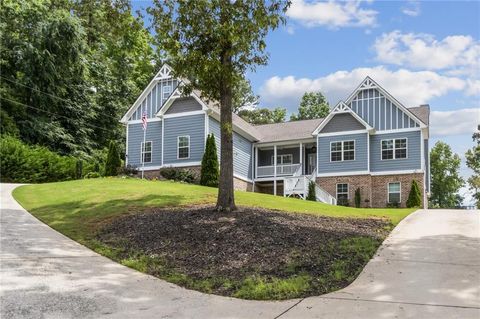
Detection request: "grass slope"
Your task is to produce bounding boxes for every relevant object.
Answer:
[13,178,415,299]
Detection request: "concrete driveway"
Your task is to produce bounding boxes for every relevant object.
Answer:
[1,183,479,318]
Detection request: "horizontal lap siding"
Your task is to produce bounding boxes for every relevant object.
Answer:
[164,114,205,164]
[165,97,202,114]
[320,113,365,133]
[209,117,252,180]
[317,133,368,173]
[127,121,162,168]
[370,130,422,172]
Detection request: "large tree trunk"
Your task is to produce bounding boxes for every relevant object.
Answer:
[216,68,236,212]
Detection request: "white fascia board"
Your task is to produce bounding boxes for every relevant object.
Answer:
[316,171,370,177]
[317,129,369,138]
[370,169,425,176]
[162,110,206,119]
[254,138,316,148]
[374,127,421,135]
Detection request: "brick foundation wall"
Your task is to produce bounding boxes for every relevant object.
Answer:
[316,173,424,208]
[316,175,372,208]
[371,173,424,208]
[234,177,254,192]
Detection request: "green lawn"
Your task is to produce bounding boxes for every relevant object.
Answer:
[12,178,415,300]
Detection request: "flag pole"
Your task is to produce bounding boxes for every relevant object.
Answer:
[142,127,146,179]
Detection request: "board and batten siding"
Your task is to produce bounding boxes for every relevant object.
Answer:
[370,130,422,172]
[348,88,420,131]
[320,113,366,133]
[129,78,179,121]
[163,114,205,165]
[165,97,202,114]
[317,133,368,174]
[127,121,162,168]
[208,117,253,180]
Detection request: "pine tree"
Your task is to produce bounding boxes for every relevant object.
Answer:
[354,188,361,208]
[105,141,121,176]
[406,180,422,208]
[306,181,316,201]
[200,134,219,187]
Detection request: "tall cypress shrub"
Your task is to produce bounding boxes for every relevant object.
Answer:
[105,141,121,176]
[406,180,422,208]
[306,181,316,201]
[354,188,361,208]
[200,134,219,187]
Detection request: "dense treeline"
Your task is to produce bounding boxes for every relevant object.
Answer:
[0,0,157,157]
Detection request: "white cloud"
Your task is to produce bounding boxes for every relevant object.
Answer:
[402,1,421,17]
[373,31,480,72]
[259,66,465,110]
[430,108,480,137]
[287,0,378,29]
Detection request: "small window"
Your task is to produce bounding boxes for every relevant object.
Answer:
[388,182,401,203]
[163,85,172,101]
[272,154,293,165]
[382,138,407,160]
[177,136,190,159]
[331,140,355,162]
[141,141,152,163]
[336,183,349,201]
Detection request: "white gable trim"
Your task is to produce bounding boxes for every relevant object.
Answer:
[120,64,175,123]
[345,76,426,128]
[312,102,373,135]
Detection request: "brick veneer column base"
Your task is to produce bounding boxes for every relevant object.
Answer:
[316,173,424,208]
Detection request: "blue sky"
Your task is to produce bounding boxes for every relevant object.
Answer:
[133,0,480,204]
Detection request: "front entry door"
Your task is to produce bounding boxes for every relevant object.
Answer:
[307,153,316,175]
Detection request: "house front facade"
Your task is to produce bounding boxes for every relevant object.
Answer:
[121,65,430,208]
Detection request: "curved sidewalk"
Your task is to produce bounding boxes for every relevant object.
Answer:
[1,183,479,318]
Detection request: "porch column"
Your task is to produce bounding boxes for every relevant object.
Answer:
[299,142,303,175]
[273,145,277,196]
[255,146,258,180]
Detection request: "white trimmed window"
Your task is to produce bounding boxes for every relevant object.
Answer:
[162,85,172,101]
[272,154,293,165]
[331,140,355,162]
[177,136,190,159]
[388,182,401,203]
[336,183,349,201]
[382,138,407,160]
[141,141,152,163]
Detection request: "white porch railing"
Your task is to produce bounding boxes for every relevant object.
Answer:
[256,163,302,178]
[283,169,337,205]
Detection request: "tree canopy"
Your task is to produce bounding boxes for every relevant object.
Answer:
[290,91,330,121]
[0,0,156,156]
[465,129,480,208]
[238,107,286,125]
[149,0,290,211]
[430,141,464,208]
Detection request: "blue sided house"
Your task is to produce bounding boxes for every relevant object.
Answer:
[121,65,430,208]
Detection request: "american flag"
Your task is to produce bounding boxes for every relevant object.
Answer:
[142,111,148,131]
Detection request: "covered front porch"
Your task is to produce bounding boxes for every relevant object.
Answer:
[253,141,317,196]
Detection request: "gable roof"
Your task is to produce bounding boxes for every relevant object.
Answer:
[312,101,373,135]
[254,118,324,143]
[345,76,427,128]
[408,105,430,125]
[120,64,175,123]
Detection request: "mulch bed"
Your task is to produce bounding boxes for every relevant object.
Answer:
[97,206,390,297]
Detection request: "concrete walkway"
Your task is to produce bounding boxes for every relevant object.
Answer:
[1,184,479,318]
